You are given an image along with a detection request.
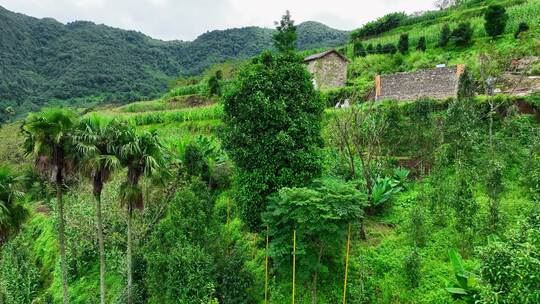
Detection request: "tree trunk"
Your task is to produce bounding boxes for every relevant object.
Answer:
[127,207,133,304]
[311,246,324,304]
[359,220,367,240]
[489,100,494,153]
[57,183,70,304]
[95,194,106,304]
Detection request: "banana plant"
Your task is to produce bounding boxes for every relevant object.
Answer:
[445,249,481,304]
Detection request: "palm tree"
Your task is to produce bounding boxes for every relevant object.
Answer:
[21,108,76,304]
[73,115,121,304]
[0,165,27,243]
[115,125,165,304]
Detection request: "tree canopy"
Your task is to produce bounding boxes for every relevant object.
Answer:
[222,51,324,230]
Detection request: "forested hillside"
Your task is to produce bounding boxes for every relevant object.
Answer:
[0,6,347,123]
[1,1,540,304]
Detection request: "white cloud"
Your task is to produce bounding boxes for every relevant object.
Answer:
[0,0,436,40]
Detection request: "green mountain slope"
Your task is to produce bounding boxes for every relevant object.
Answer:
[0,6,348,122]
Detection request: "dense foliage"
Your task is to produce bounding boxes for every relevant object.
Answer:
[1,1,540,303]
[398,33,409,54]
[484,5,508,38]
[0,6,348,124]
[350,13,407,40]
[222,51,325,231]
[273,11,297,52]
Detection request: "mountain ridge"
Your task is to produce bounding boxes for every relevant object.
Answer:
[0,6,348,122]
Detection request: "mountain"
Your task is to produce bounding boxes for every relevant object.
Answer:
[0,6,348,122]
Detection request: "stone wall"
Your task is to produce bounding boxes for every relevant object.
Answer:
[306,52,347,90]
[376,65,464,101]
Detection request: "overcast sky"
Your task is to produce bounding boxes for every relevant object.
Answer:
[0,0,436,41]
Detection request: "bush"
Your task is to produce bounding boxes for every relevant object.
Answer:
[146,240,216,304]
[451,22,474,46]
[263,178,366,303]
[382,43,398,54]
[376,43,383,54]
[321,87,361,108]
[350,12,407,40]
[366,44,374,54]
[478,217,540,303]
[416,37,427,52]
[353,40,367,57]
[145,181,217,303]
[398,33,409,54]
[439,24,452,47]
[213,222,259,304]
[484,5,508,38]
[403,248,421,288]
[515,22,529,38]
[183,143,211,182]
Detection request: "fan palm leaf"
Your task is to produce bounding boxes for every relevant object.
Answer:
[20,108,76,304]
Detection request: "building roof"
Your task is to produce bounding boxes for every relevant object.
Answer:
[304,49,349,63]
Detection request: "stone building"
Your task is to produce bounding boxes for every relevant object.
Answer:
[375,64,465,101]
[304,50,349,90]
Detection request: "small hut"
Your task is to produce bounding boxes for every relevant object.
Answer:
[304,50,349,90]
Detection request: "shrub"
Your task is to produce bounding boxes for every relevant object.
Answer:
[416,36,427,52]
[515,21,529,38]
[350,12,407,40]
[409,205,428,247]
[145,181,217,303]
[353,40,367,57]
[398,33,409,54]
[403,248,421,288]
[213,222,259,304]
[382,43,398,54]
[478,217,540,303]
[457,69,476,100]
[451,22,474,46]
[366,44,374,54]
[183,143,211,182]
[207,74,221,97]
[321,87,361,108]
[439,24,452,47]
[484,5,508,38]
[263,178,366,303]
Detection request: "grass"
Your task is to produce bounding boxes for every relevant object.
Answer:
[118,99,181,113]
[0,122,27,168]
[355,0,539,48]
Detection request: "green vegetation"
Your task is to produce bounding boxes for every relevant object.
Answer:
[1,1,540,304]
[350,12,407,40]
[0,6,347,124]
[398,33,410,54]
[484,5,509,38]
[222,49,324,230]
[273,10,298,52]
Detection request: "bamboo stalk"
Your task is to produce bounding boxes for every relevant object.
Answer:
[343,223,352,304]
[265,226,269,304]
[292,229,296,304]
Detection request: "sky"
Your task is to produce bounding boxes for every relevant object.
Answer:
[0,0,436,41]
